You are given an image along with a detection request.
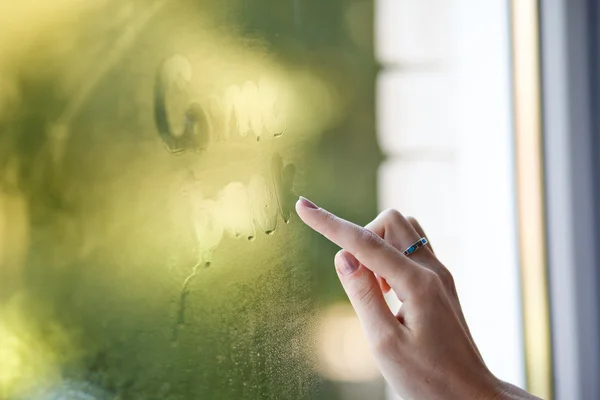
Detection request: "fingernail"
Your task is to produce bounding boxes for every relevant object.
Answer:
[338,252,360,276]
[297,196,318,210]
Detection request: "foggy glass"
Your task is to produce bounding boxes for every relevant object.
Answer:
[0,1,381,399]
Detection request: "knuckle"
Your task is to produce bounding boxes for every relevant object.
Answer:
[414,270,442,298]
[373,328,399,353]
[407,215,419,225]
[381,208,405,225]
[320,212,341,238]
[437,266,456,290]
[354,227,383,250]
[321,211,337,231]
[352,280,378,308]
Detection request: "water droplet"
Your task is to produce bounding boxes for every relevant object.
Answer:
[204,261,211,268]
[272,154,296,223]
[264,229,275,235]
[259,76,287,137]
[247,236,255,241]
[249,174,278,235]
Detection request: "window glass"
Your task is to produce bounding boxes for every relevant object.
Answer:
[0,1,381,399]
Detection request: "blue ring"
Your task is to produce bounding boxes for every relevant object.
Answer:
[403,237,428,256]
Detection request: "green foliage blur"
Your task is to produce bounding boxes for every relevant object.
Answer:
[0,0,381,398]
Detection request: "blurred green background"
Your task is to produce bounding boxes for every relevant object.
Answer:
[0,0,382,398]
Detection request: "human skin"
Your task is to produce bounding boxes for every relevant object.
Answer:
[295,197,541,400]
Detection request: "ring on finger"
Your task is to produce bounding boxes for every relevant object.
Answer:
[403,237,428,257]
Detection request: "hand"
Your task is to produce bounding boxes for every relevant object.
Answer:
[296,197,541,400]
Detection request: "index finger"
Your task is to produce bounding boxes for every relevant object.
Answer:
[295,197,423,300]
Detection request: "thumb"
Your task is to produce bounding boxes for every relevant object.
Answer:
[334,250,398,341]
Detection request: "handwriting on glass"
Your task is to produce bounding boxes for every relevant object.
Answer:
[187,153,295,265]
[155,55,286,152]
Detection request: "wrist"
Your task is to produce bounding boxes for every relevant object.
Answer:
[482,378,543,400]
[472,373,509,400]
[487,381,510,400]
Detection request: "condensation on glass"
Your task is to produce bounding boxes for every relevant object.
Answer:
[0,1,381,399]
